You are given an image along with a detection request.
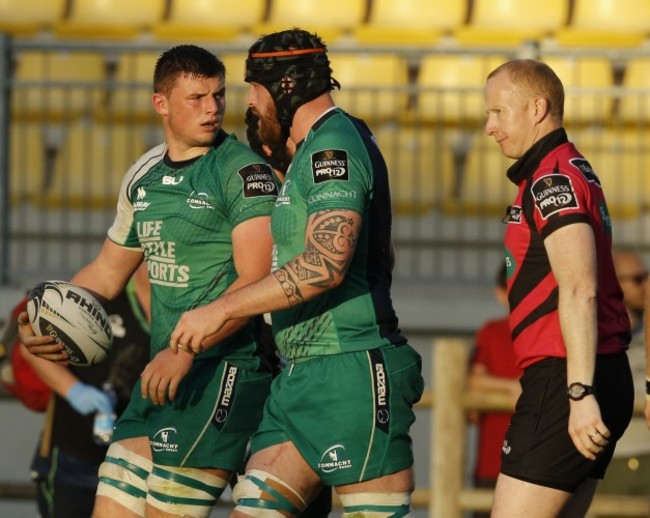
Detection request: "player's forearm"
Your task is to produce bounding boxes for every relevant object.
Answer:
[200,263,281,348]
[213,255,336,325]
[218,267,319,323]
[219,214,357,319]
[272,255,343,307]
[559,287,598,384]
[545,224,598,385]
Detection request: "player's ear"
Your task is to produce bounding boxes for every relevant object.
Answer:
[152,92,168,116]
[532,96,549,122]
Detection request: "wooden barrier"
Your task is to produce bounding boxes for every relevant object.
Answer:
[431,337,467,518]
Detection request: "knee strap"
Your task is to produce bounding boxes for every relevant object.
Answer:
[146,464,227,518]
[339,492,412,518]
[96,442,152,517]
[232,469,306,518]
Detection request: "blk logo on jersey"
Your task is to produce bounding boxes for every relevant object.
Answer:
[505,205,522,224]
[311,149,349,184]
[570,157,601,187]
[238,164,278,199]
[532,173,578,219]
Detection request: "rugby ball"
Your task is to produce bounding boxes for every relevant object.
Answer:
[27,280,113,367]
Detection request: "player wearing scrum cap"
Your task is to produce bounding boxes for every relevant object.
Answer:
[170,28,424,517]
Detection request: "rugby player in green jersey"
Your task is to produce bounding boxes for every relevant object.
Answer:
[243,107,333,518]
[170,29,425,517]
[19,45,279,517]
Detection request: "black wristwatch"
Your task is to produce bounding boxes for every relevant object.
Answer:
[567,382,595,401]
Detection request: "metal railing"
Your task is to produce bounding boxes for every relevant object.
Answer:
[2,39,650,288]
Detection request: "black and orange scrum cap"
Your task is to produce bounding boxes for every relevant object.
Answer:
[245,28,340,129]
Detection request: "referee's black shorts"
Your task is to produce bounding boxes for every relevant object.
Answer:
[500,352,634,492]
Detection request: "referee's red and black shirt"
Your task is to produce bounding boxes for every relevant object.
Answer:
[503,128,630,369]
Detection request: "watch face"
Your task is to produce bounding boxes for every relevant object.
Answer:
[569,384,585,398]
[568,383,592,400]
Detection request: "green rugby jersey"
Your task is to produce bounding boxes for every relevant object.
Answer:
[108,131,278,366]
[271,109,406,360]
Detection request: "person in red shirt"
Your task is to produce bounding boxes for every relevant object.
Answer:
[485,59,634,518]
[468,263,522,518]
[596,251,650,510]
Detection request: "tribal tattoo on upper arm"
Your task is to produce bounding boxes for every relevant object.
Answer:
[273,209,360,306]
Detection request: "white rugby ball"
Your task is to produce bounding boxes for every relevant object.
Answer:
[27,280,113,367]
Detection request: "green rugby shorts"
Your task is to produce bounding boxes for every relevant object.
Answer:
[113,358,272,471]
[250,344,424,485]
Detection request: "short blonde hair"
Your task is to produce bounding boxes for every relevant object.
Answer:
[488,59,564,120]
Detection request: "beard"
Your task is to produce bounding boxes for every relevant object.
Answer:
[256,102,292,173]
[257,103,284,152]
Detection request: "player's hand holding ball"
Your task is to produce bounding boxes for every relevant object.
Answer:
[16,306,67,364]
[19,280,113,366]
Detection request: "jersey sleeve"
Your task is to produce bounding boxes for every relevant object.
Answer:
[302,143,371,216]
[529,165,591,239]
[107,143,166,250]
[220,140,278,228]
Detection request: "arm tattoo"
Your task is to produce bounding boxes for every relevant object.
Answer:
[311,212,357,257]
[273,268,303,306]
[275,210,360,306]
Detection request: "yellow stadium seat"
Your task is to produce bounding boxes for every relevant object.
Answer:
[34,121,148,209]
[353,0,466,46]
[444,134,516,216]
[221,53,250,126]
[554,0,650,47]
[103,52,159,124]
[570,127,650,218]
[9,123,47,205]
[54,0,166,40]
[0,0,65,37]
[373,124,456,215]
[618,58,650,125]
[254,0,366,45]
[153,0,265,42]
[542,56,614,125]
[416,54,507,125]
[12,50,108,122]
[455,0,568,46]
[329,53,410,123]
